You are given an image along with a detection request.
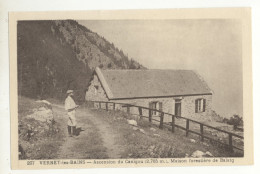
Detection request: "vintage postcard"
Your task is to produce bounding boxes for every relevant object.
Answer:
[9,8,253,169]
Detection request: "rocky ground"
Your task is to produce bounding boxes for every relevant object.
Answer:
[18,98,63,159]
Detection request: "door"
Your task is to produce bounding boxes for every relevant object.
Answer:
[150,101,158,116]
[175,101,181,116]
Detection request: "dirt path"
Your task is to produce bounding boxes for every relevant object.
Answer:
[86,109,122,158]
[54,104,123,159]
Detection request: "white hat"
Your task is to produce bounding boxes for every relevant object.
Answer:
[66,90,74,94]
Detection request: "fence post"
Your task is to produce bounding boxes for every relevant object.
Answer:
[106,102,108,111]
[149,109,152,122]
[172,115,175,133]
[113,103,116,110]
[228,134,233,152]
[200,124,204,141]
[186,119,189,137]
[159,112,164,129]
[138,107,143,119]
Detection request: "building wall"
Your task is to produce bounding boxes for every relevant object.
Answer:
[179,95,212,122]
[85,74,213,122]
[113,94,212,122]
[85,74,109,102]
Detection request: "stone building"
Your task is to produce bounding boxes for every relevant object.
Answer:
[85,67,213,122]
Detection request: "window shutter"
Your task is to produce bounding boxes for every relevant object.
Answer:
[159,102,163,111]
[203,99,206,112]
[195,99,198,113]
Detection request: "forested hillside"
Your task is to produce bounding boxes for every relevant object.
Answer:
[17,20,144,101]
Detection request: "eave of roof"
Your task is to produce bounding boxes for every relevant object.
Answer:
[95,67,114,99]
[109,92,213,100]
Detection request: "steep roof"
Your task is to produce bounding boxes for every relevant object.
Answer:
[95,67,212,99]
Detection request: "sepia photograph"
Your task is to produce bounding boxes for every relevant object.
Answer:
[9,8,253,169]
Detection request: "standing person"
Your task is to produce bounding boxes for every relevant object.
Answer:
[65,90,79,137]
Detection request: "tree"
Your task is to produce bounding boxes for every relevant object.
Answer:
[227,114,243,130]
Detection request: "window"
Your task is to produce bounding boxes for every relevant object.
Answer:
[174,99,182,116]
[195,98,206,113]
[149,101,162,115]
[94,85,99,95]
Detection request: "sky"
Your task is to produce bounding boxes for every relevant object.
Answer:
[78,19,243,118]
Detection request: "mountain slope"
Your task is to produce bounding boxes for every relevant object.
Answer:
[52,20,144,70]
[17,20,144,101]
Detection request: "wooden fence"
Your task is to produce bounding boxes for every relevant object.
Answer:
[87,100,244,153]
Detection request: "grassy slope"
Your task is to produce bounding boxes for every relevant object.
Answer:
[90,109,243,158]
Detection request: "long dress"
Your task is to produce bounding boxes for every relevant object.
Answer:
[64,96,77,126]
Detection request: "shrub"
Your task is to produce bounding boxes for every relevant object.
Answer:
[226,114,243,130]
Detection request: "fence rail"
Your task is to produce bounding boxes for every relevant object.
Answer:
[87,100,244,152]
